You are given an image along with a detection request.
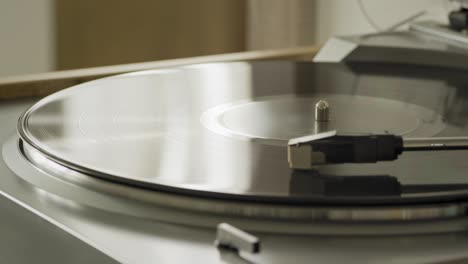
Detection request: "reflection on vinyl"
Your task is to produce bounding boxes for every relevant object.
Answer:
[18,61,468,204]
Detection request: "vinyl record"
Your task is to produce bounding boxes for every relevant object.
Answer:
[18,61,468,205]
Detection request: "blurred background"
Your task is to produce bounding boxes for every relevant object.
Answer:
[0,0,452,76]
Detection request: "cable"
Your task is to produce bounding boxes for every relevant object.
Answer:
[385,10,426,31]
[357,0,429,32]
[357,0,382,31]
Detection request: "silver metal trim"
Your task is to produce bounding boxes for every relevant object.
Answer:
[410,21,468,46]
[288,130,336,146]
[404,136,468,150]
[6,137,468,235]
[215,223,260,253]
[6,137,468,224]
[315,100,330,122]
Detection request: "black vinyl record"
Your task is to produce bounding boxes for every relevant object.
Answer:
[18,61,468,205]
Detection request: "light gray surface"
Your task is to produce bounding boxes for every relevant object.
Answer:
[0,99,117,263]
[314,23,468,69]
[2,99,468,263]
[0,188,118,264]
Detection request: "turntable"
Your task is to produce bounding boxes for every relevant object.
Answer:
[5,7,468,264]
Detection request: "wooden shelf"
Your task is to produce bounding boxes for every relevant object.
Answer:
[0,46,319,100]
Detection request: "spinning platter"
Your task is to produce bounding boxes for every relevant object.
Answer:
[5,60,468,233]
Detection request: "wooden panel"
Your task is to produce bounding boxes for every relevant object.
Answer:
[247,0,316,50]
[0,46,320,100]
[56,0,246,69]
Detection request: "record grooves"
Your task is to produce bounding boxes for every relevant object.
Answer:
[14,61,468,208]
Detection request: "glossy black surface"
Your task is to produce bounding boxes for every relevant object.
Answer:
[19,61,468,204]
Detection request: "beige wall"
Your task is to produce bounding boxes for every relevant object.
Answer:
[314,0,450,44]
[0,0,456,76]
[247,0,317,50]
[0,0,55,76]
[247,0,451,49]
[56,0,246,70]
